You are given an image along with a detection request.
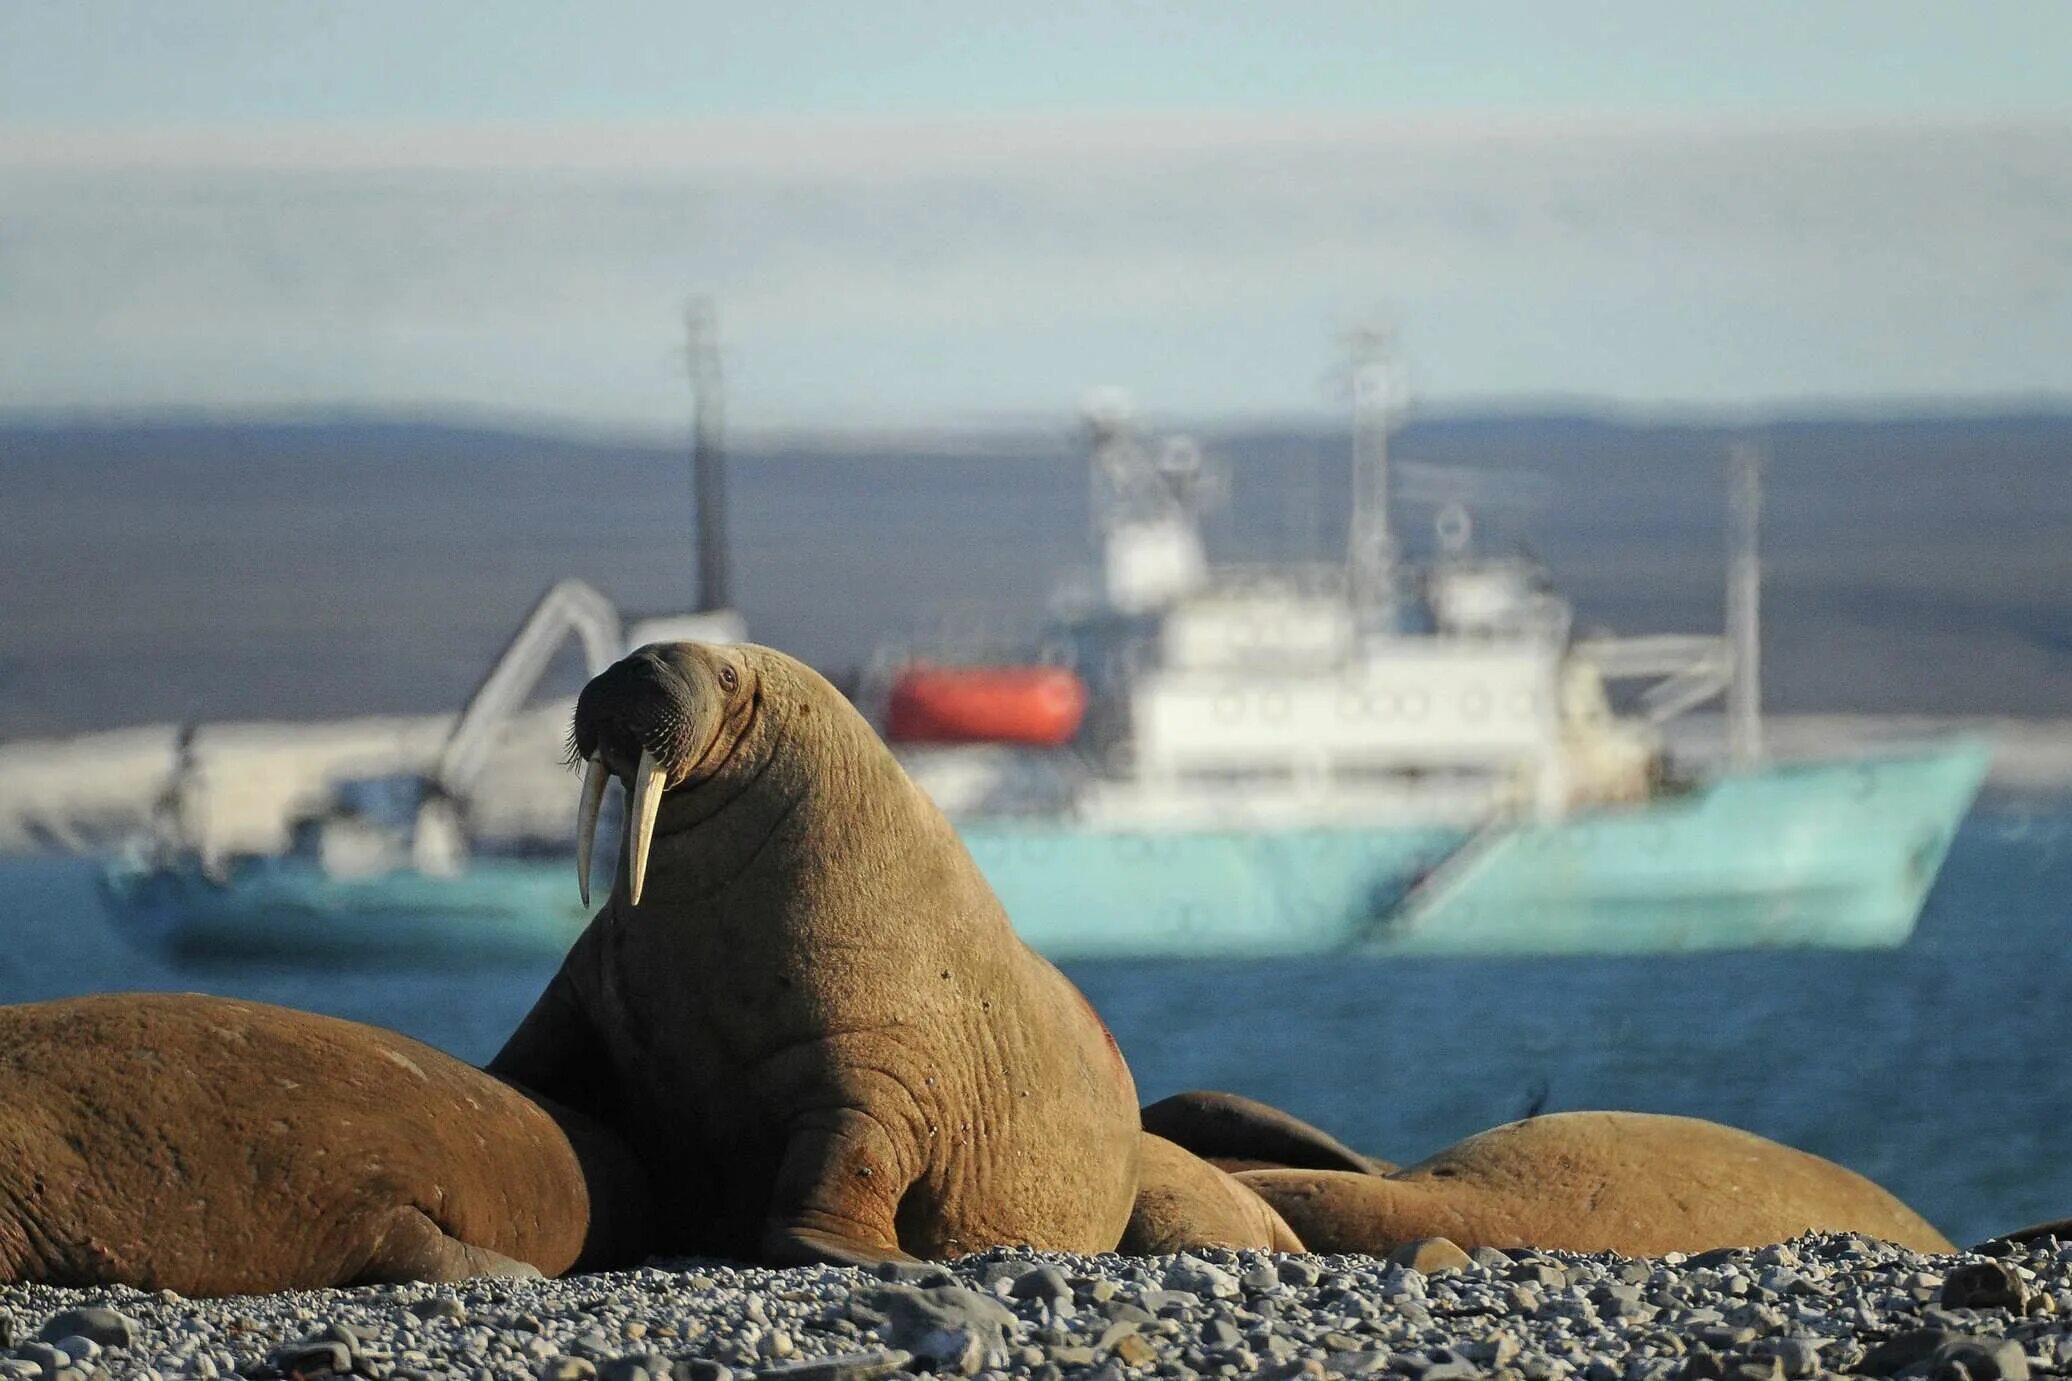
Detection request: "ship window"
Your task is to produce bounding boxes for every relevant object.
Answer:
[1333,763,1498,789]
[1180,765,1297,789]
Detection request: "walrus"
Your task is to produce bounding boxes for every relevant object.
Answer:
[1142,1090,1396,1175]
[489,640,1142,1266]
[1238,1111,1953,1256]
[1122,1133,1304,1254]
[0,993,653,1295]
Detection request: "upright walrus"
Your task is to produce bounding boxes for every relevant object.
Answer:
[1239,1111,1953,1256]
[0,993,653,1295]
[490,641,1142,1266]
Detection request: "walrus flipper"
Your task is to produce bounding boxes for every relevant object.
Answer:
[759,1112,923,1267]
[350,1207,544,1285]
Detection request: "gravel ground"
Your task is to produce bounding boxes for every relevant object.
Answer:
[1,1234,2065,1381]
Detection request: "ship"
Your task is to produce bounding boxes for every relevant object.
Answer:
[873,352,1988,957]
[97,327,1988,963]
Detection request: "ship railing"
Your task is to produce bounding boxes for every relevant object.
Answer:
[1572,634,1733,725]
[1200,563,1349,599]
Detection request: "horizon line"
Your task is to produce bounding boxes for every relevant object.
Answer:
[7,391,2072,449]
[6,109,2070,171]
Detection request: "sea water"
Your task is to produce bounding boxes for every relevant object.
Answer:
[0,803,2065,1248]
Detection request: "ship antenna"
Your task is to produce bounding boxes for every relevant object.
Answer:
[1725,440,1764,765]
[687,299,730,614]
[1346,324,1405,627]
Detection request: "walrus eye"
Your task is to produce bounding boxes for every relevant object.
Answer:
[718,664,738,692]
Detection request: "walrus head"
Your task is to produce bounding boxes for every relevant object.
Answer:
[569,641,764,907]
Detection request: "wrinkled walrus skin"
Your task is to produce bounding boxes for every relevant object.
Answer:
[0,993,654,1295]
[1122,1133,1304,1254]
[491,641,1142,1268]
[1239,1111,1953,1257]
[1142,1090,1396,1176]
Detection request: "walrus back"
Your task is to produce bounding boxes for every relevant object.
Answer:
[0,993,601,1292]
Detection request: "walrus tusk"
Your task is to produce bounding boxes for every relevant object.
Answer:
[627,748,664,907]
[576,754,609,908]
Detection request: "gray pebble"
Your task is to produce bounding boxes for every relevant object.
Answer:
[753,1350,913,1381]
[35,1311,135,1350]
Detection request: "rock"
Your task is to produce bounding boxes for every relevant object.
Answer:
[599,1360,653,1381]
[1725,1358,1782,1381]
[871,1261,955,1288]
[540,1361,599,1381]
[1387,1237,1472,1275]
[1756,1338,1823,1379]
[270,1339,354,1377]
[1508,1262,1568,1288]
[1423,1364,1481,1381]
[1166,1257,1241,1299]
[1468,1246,1513,1270]
[1862,1329,1963,1376]
[35,1311,136,1351]
[1241,1262,1281,1294]
[48,1339,97,1365]
[1110,1334,1158,1367]
[1679,1347,1727,1381]
[10,1344,69,1379]
[866,1285,1014,1376]
[1009,1267,1074,1305]
[1276,1259,1322,1288]
[409,1298,467,1324]
[1252,1363,1327,1381]
[1942,1261,2031,1312]
[752,1350,913,1381]
[1139,1289,1198,1315]
[673,1363,733,1381]
[1931,1338,2030,1381]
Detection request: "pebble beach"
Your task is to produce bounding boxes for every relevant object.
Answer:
[2,1234,2065,1381]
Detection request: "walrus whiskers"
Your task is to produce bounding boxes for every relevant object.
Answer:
[576,755,609,908]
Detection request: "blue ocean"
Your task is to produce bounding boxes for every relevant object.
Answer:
[1,803,2066,1249]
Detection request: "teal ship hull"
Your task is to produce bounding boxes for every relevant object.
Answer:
[97,740,1989,964]
[98,855,594,965]
[963,739,1992,959]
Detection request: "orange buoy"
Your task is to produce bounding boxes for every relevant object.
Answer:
[885,664,1088,747]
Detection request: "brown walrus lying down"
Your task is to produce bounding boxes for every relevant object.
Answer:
[1239,1110,1954,1256]
[1142,1089,1396,1175]
[0,993,652,1295]
[491,640,1142,1267]
[1122,1133,1305,1254]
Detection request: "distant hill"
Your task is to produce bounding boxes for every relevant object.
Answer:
[3,409,2068,738]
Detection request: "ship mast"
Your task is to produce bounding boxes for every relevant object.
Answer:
[1346,327,1403,626]
[686,300,729,614]
[1725,440,1764,765]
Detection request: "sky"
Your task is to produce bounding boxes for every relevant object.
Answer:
[4,2,2071,427]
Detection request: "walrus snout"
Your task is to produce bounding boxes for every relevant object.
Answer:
[573,651,702,771]
[570,642,753,908]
